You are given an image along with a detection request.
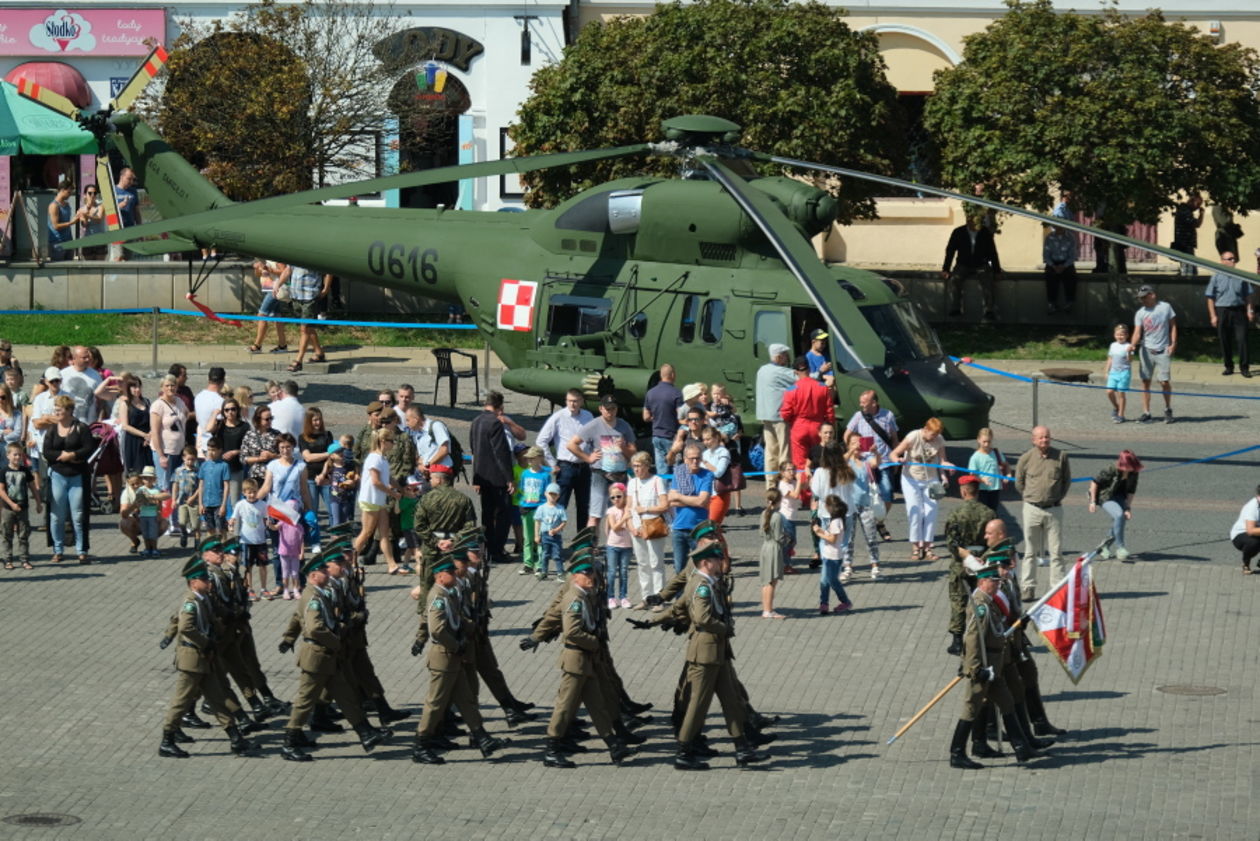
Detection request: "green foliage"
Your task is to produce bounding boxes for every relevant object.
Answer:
[147,0,399,200]
[925,0,1260,224]
[509,0,906,219]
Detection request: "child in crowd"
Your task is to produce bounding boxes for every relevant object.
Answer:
[137,465,169,558]
[319,438,357,528]
[1105,323,1133,423]
[170,446,201,548]
[604,481,633,608]
[709,383,745,513]
[759,487,789,618]
[230,478,270,600]
[776,468,802,573]
[5,368,29,412]
[198,440,230,540]
[841,436,881,583]
[118,472,143,554]
[534,482,568,581]
[814,494,854,613]
[967,427,1009,513]
[517,446,549,575]
[397,476,421,571]
[272,506,305,600]
[1,441,39,569]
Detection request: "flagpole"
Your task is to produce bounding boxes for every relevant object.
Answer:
[885,675,962,746]
[1004,535,1113,637]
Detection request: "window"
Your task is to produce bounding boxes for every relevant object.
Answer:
[701,299,725,344]
[678,294,700,343]
[629,312,648,339]
[754,310,788,357]
[880,93,941,199]
[862,301,944,361]
[546,295,611,338]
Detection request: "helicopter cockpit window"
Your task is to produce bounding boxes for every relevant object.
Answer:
[862,301,944,362]
[554,192,611,233]
[679,295,700,343]
[629,312,648,339]
[701,299,725,344]
[547,295,611,338]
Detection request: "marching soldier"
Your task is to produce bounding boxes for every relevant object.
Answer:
[943,476,994,654]
[411,463,477,651]
[949,557,1036,769]
[411,553,508,764]
[220,538,289,716]
[541,552,635,768]
[159,556,259,758]
[278,550,393,762]
[673,541,766,770]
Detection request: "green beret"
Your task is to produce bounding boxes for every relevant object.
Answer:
[197,536,224,554]
[320,548,348,568]
[301,555,330,577]
[975,564,1001,579]
[181,557,209,581]
[568,534,595,553]
[324,536,355,553]
[567,557,595,575]
[431,556,457,575]
[689,542,725,564]
[690,520,719,542]
[325,521,357,536]
[220,537,240,555]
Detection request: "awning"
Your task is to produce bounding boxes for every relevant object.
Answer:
[0,80,96,156]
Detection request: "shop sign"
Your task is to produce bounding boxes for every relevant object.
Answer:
[0,8,166,56]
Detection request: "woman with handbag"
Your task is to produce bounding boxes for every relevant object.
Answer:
[888,417,954,561]
[627,452,669,609]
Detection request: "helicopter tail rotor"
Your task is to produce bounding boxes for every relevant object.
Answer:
[111,44,169,112]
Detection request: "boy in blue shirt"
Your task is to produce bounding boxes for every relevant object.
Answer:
[197,440,231,539]
[534,482,568,581]
[517,445,550,576]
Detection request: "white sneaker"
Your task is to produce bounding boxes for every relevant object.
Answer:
[839,566,853,583]
[1037,555,1050,567]
[620,598,632,609]
[870,565,881,580]
[608,597,618,609]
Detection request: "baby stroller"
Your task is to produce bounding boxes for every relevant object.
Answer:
[87,421,123,515]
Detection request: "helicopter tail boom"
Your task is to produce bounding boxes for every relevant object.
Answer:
[108,113,233,224]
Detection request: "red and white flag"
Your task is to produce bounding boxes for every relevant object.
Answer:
[1029,558,1107,684]
[267,499,299,526]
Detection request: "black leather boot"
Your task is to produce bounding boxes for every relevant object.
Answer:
[469,727,508,758]
[946,633,963,655]
[733,737,769,766]
[543,738,576,768]
[673,741,710,771]
[606,735,635,763]
[412,737,445,765]
[226,724,258,756]
[1001,713,1035,763]
[970,707,1003,758]
[280,729,313,762]
[693,733,720,758]
[504,707,535,727]
[180,710,211,729]
[429,733,459,751]
[510,697,536,712]
[233,709,264,734]
[1014,703,1054,750]
[624,699,653,715]
[159,730,190,758]
[1027,691,1067,737]
[750,712,779,730]
[170,727,194,744]
[556,736,588,754]
[613,718,647,745]
[354,721,392,753]
[746,726,776,747]
[949,719,983,769]
[375,696,411,726]
[248,695,270,721]
[262,694,291,716]
[290,729,318,748]
[310,704,345,733]
[441,708,465,738]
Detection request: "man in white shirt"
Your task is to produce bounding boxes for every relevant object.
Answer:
[536,388,594,526]
[60,345,115,424]
[193,367,227,457]
[404,404,453,471]
[270,380,305,440]
[394,383,415,424]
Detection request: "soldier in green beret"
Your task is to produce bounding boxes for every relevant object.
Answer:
[412,555,508,764]
[943,475,995,655]
[279,553,393,762]
[409,465,476,651]
[159,557,259,758]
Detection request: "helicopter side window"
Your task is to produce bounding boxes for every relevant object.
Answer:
[547,295,611,338]
[861,302,944,362]
[679,294,700,343]
[754,310,788,357]
[629,312,648,339]
[701,299,725,344]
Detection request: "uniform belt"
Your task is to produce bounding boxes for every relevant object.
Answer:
[1027,501,1059,510]
[178,640,199,649]
[563,643,584,651]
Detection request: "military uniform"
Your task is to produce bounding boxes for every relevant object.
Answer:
[943,497,994,641]
[412,482,477,646]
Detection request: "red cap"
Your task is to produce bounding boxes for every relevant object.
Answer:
[958,473,979,485]
[429,463,452,474]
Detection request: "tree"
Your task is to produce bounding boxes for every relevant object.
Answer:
[509,0,906,218]
[147,0,399,200]
[924,0,1260,227]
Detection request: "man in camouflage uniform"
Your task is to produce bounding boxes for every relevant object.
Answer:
[158,556,259,758]
[943,475,995,655]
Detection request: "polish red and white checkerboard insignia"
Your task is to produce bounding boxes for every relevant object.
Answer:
[497,279,538,331]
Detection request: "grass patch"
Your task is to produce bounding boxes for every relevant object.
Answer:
[935,325,1236,364]
[0,312,484,349]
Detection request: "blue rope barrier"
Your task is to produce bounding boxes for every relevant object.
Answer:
[951,356,1260,401]
[0,305,478,330]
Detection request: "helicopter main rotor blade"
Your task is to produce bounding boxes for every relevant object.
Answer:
[697,154,880,371]
[65,140,653,250]
[760,152,1260,286]
[95,154,121,231]
[111,44,169,112]
[13,78,81,121]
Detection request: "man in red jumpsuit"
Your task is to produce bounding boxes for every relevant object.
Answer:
[779,356,836,470]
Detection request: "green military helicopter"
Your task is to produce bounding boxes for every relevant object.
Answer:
[23,52,1253,439]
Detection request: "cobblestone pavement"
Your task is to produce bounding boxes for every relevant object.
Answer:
[0,366,1257,840]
